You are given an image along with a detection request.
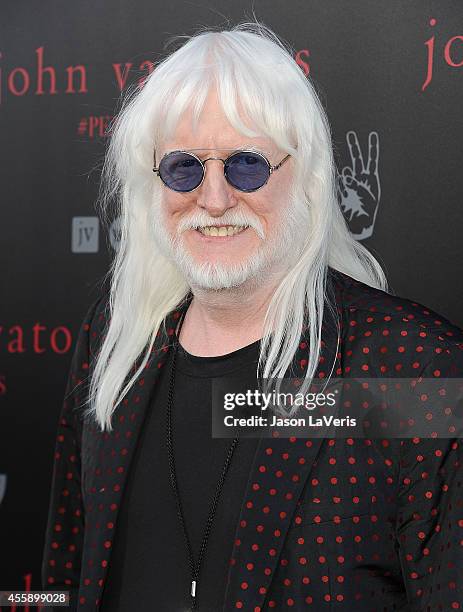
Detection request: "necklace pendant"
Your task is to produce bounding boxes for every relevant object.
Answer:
[191,580,197,597]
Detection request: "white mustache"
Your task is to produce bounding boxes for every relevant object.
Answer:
[177,213,265,240]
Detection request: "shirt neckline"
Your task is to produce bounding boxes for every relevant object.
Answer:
[174,338,261,377]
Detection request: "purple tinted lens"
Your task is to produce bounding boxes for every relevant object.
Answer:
[159,152,203,192]
[225,152,270,191]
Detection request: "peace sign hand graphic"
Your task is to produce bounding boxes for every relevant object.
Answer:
[337,131,381,240]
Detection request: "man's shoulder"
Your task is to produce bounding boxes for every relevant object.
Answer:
[331,268,463,348]
[330,269,463,378]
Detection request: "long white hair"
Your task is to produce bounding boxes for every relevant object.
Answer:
[85,20,388,432]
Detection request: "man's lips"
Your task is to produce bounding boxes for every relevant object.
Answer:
[191,226,251,241]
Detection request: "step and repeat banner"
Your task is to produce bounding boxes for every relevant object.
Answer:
[1,0,462,599]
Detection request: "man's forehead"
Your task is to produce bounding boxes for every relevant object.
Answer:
[161,116,273,151]
[157,139,278,157]
[165,142,266,151]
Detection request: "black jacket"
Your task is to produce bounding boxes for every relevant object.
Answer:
[42,268,463,610]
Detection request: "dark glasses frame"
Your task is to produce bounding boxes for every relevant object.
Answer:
[152,148,291,193]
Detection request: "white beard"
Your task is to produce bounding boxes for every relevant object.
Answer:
[151,192,308,292]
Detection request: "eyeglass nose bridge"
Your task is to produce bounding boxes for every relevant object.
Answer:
[202,156,227,165]
[197,156,231,188]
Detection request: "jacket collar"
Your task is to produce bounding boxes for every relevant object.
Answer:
[79,267,344,609]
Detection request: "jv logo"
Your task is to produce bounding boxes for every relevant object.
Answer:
[337,131,381,241]
[72,217,99,252]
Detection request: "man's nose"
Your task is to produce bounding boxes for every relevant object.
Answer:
[196,158,236,214]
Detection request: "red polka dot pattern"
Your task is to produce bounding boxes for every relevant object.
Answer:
[41,270,463,610]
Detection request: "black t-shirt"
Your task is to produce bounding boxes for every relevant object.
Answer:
[100,337,262,612]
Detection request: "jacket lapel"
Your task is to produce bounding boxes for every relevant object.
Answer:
[79,269,343,610]
[222,275,343,610]
[79,295,193,608]
[222,436,327,610]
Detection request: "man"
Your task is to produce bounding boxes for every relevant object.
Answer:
[42,22,463,611]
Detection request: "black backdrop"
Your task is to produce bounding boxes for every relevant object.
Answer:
[1,0,462,598]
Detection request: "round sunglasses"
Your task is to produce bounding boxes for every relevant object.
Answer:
[152,148,291,193]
